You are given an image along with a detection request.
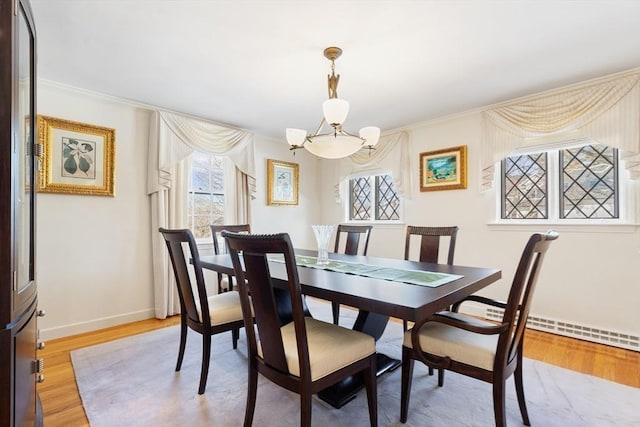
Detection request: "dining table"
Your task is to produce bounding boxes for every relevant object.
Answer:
[198,248,501,408]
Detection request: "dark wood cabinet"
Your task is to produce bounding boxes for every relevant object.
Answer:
[0,0,41,425]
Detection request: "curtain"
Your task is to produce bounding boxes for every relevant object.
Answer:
[331,131,411,202]
[480,69,640,190]
[147,111,255,318]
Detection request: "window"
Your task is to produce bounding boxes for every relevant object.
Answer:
[187,151,225,239]
[348,174,400,221]
[500,143,620,222]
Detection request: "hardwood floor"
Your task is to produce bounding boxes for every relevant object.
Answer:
[38,309,639,427]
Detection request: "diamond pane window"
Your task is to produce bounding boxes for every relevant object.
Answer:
[349,177,371,220]
[502,153,548,219]
[375,175,400,220]
[348,174,400,222]
[188,152,225,239]
[560,144,618,219]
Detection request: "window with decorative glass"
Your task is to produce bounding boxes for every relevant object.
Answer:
[500,142,622,222]
[187,151,225,239]
[348,174,401,222]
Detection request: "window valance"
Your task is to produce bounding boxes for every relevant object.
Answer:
[147,111,256,197]
[331,131,411,202]
[481,69,640,190]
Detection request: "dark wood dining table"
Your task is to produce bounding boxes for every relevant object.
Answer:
[198,248,501,408]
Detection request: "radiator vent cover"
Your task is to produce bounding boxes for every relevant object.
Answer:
[485,308,639,352]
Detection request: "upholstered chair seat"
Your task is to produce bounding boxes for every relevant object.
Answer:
[403,315,499,371]
[195,291,244,325]
[259,317,375,381]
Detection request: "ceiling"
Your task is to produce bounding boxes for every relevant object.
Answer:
[30,0,640,141]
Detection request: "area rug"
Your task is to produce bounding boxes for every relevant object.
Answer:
[71,299,639,426]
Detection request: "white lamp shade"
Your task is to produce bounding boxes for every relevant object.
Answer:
[304,133,363,159]
[322,98,349,126]
[359,126,380,147]
[286,128,307,146]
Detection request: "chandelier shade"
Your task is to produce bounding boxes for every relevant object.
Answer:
[286,46,379,159]
[301,132,365,159]
[322,98,350,126]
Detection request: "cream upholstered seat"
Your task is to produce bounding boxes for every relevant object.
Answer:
[195,291,244,325]
[400,231,558,427]
[223,231,378,427]
[159,228,245,395]
[259,317,374,381]
[403,315,499,371]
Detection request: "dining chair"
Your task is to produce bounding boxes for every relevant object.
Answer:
[400,230,559,427]
[159,228,245,395]
[223,231,378,427]
[403,225,459,331]
[331,224,373,325]
[210,224,251,293]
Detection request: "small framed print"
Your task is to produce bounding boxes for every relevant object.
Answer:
[38,116,115,196]
[420,145,467,192]
[267,159,299,205]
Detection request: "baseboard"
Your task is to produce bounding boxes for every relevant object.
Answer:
[483,307,639,352]
[39,308,156,341]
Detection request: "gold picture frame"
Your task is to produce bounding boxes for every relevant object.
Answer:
[419,145,467,192]
[267,159,299,205]
[38,116,115,196]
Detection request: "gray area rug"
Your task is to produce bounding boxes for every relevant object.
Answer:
[71,298,639,426]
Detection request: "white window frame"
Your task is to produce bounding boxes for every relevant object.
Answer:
[491,139,638,231]
[187,151,228,244]
[343,173,403,225]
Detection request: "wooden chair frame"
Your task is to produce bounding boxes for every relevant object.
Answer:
[403,225,458,265]
[211,224,251,293]
[400,231,558,427]
[331,224,373,325]
[160,228,244,395]
[223,231,378,427]
[402,225,459,331]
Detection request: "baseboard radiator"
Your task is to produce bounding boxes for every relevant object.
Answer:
[485,308,639,352]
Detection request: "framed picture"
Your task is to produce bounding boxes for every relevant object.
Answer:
[419,145,467,191]
[267,159,299,205]
[38,116,115,196]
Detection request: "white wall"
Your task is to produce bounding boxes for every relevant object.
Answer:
[319,111,640,339]
[37,82,320,340]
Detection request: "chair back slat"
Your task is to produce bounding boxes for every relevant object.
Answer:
[499,231,559,365]
[224,232,311,379]
[334,224,372,255]
[242,251,289,373]
[404,225,458,264]
[160,228,209,326]
[211,224,251,254]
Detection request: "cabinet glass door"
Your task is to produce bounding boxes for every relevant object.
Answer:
[14,2,35,300]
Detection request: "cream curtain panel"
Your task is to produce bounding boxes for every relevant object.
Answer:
[147,111,255,318]
[481,70,640,190]
[331,131,412,202]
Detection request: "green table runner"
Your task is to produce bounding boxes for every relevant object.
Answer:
[269,254,462,288]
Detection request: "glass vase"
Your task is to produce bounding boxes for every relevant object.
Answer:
[312,224,334,265]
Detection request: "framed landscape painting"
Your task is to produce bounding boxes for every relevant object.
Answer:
[419,145,467,191]
[38,116,115,196]
[267,159,299,205]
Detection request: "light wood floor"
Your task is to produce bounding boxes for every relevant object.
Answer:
[38,309,639,427]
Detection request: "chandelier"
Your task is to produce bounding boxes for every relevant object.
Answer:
[286,47,380,159]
